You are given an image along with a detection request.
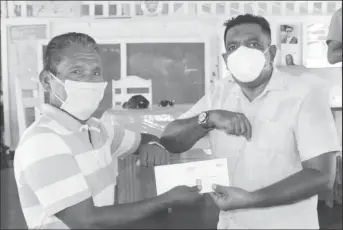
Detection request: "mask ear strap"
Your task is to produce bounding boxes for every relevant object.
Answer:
[263,46,274,67]
[52,91,64,104]
[48,72,65,104]
[49,72,64,86]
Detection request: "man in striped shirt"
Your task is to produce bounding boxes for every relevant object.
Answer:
[14,32,202,229]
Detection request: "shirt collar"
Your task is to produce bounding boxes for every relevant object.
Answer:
[228,68,286,97]
[263,68,286,92]
[41,104,100,132]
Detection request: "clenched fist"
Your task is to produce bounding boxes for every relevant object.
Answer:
[138,143,170,167]
[208,110,252,140]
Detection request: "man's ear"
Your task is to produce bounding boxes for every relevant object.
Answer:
[39,70,52,92]
[269,45,277,64]
[222,53,229,70]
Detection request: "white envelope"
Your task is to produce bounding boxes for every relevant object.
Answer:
[154,158,230,195]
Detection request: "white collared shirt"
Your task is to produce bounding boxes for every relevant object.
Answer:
[179,70,341,229]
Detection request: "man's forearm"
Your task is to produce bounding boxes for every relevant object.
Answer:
[91,193,171,228]
[327,42,342,64]
[249,168,330,209]
[141,133,159,144]
[160,116,209,153]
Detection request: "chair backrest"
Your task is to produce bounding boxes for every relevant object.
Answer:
[112,76,152,108]
[14,77,43,138]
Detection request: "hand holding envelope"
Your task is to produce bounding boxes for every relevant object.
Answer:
[210,184,255,211]
[154,158,230,195]
[155,158,256,211]
[163,185,203,206]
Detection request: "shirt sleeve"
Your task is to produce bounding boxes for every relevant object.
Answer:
[178,80,223,120]
[295,88,342,162]
[327,9,342,43]
[17,133,92,217]
[100,112,141,158]
[178,95,211,119]
[178,79,233,119]
[109,124,141,158]
[177,87,218,150]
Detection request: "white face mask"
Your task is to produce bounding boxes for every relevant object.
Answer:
[49,72,107,120]
[226,46,270,83]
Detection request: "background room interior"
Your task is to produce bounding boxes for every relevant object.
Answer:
[0,1,342,229]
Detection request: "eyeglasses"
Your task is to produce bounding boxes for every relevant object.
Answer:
[158,100,175,107]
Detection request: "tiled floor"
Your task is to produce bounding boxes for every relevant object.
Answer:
[1,168,342,229]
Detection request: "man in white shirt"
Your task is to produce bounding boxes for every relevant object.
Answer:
[161,14,341,229]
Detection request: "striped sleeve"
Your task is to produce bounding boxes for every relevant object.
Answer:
[109,124,141,158]
[100,112,141,157]
[17,133,92,217]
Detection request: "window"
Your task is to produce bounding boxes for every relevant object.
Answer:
[126,43,206,104]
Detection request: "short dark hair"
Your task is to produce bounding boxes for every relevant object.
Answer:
[223,14,271,44]
[284,25,294,31]
[43,32,99,75]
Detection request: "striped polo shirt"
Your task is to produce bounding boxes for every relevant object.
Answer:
[14,104,141,229]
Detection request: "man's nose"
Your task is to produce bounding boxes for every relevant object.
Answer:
[93,77,105,83]
[84,74,104,82]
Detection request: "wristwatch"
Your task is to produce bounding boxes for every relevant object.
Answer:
[197,111,210,128]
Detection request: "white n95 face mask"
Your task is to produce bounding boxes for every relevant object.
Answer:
[49,72,107,121]
[226,46,269,83]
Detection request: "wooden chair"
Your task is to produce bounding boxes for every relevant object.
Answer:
[112,76,152,109]
[14,77,43,138]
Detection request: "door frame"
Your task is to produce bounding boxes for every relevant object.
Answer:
[1,18,51,149]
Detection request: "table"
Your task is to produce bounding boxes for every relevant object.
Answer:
[102,105,213,204]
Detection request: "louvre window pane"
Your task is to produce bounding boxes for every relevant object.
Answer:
[109,4,117,15]
[81,4,90,16]
[95,4,103,16]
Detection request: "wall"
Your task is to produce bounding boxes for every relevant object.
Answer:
[278,66,341,87]
[3,15,342,149]
[51,17,221,84]
[217,15,336,75]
